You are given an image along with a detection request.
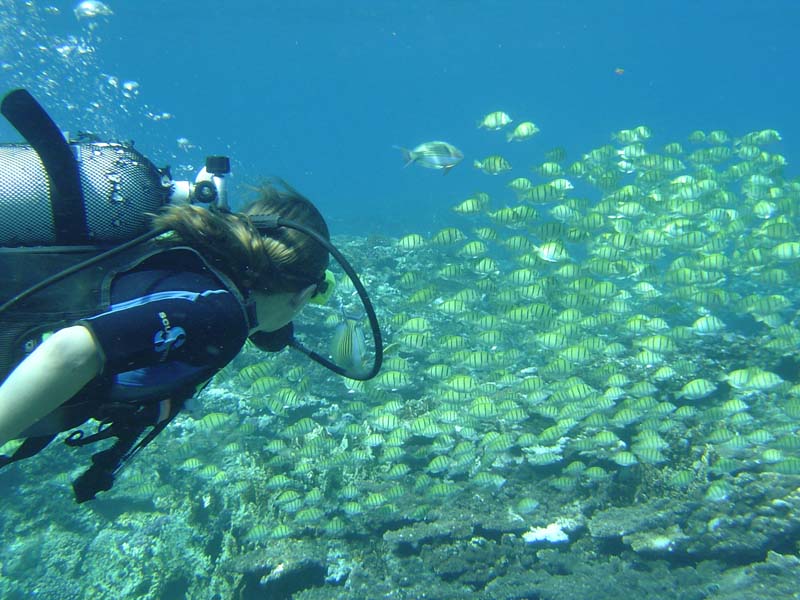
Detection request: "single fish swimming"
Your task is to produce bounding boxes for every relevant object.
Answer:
[478,111,512,130]
[394,141,464,174]
[330,317,368,378]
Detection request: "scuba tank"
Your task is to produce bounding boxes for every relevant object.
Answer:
[0,141,171,246]
[0,89,233,379]
[0,89,231,247]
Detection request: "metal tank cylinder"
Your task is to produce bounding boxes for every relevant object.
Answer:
[0,142,170,246]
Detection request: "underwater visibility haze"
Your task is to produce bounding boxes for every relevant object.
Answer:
[1,1,800,598]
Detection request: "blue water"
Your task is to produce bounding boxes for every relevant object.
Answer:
[2,1,798,235]
[3,4,800,598]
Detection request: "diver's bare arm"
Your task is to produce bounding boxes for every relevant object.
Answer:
[0,325,102,446]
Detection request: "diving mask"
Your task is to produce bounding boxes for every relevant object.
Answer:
[309,269,335,305]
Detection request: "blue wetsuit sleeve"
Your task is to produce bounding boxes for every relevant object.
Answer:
[78,289,249,375]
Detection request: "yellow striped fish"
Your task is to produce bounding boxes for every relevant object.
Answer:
[330,318,367,377]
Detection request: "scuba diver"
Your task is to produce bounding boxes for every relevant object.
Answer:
[0,89,382,503]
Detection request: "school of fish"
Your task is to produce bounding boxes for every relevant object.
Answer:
[204,115,800,545]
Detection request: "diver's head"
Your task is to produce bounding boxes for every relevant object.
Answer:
[241,179,330,296]
[151,180,330,302]
[243,181,331,333]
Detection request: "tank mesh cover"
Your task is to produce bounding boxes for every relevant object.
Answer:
[0,142,169,246]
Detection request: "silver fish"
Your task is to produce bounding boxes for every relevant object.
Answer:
[394,141,463,174]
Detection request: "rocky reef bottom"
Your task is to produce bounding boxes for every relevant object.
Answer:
[2,466,799,600]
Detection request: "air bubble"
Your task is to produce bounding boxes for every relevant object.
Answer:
[121,80,139,98]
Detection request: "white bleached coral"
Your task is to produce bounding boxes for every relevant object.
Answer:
[521,516,581,545]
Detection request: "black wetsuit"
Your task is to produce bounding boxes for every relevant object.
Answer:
[16,266,251,437]
[79,267,250,413]
[1,256,254,502]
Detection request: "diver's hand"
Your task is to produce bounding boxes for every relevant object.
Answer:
[0,325,101,445]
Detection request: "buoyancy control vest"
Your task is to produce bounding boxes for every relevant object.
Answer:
[0,241,254,502]
[0,241,251,382]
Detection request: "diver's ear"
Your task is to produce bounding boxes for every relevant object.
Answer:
[291,283,317,309]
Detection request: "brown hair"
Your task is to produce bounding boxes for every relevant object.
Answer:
[151,180,330,294]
